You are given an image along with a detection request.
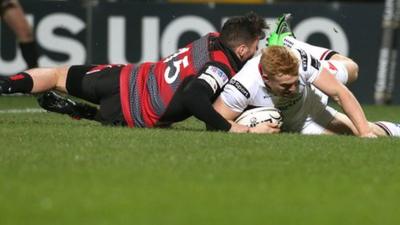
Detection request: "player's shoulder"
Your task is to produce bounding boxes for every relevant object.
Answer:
[227,54,263,98]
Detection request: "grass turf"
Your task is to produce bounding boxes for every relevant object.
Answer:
[1,96,400,225]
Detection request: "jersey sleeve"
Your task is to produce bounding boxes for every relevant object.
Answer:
[196,63,230,94]
[219,67,260,113]
[219,55,261,113]
[220,78,250,113]
[294,48,323,84]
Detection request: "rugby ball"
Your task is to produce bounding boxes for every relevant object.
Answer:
[235,107,283,128]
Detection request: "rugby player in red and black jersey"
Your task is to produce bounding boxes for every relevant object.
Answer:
[0,12,268,133]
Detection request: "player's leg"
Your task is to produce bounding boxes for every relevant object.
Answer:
[288,88,338,135]
[268,14,329,58]
[297,85,398,137]
[1,0,32,42]
[0,66,99,120]
[37,65,102,121]
[298,104,349,135]
[1,0,38,68]
[297,90,362,136]
[29,67,69,93]
[267,13,358,84]
[323,112,400,137]
[284,38,358,83]
[328,55,358,83]
[268,14,341,61]
[39,65,125,123]
[37,91,99,121]
[0,66,68,94]
[301,90,399,137]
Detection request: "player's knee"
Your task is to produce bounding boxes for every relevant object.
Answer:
[331,54,359,83]
[27,66,69,92]
[54,66,70,91]
[346,60,359,83]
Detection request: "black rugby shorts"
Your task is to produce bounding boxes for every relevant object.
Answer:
[66,65,126,126]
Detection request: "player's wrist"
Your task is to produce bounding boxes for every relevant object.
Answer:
[359,132,377,138]
[228,122,250,133]
[358,126,375,137]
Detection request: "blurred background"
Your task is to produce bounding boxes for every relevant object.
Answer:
[1,0,399,104]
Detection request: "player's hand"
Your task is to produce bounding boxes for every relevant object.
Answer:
[249,122,281,134]
[229,122,251,133]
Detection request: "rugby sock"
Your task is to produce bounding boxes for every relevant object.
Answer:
[19,41,39,69]
[0,72,33,94]
[374,121,400,137]
[283,36,337,60]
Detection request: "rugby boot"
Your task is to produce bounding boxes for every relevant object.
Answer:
[0,77,11,94]
[37,91,98,120]
[267,13,295,46]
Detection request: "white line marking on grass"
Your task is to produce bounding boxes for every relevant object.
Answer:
[0,108,46,114]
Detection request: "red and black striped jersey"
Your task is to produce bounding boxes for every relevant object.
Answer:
[120,32,241,127]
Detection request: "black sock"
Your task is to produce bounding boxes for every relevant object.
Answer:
[19,41,39,69]
[0,72,33,94]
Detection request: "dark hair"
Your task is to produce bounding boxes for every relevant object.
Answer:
[219,12,268,50]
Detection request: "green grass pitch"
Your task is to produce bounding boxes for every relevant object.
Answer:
[1,96,400,225]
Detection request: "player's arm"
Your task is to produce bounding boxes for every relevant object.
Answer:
[181,63,274,133]
[181,63,244,132]
[181,77,233,131]
[182,78,257,133]
[297,48,374,137]
[312,68,375,138]
[212,97,248,132]
[213,97,240,120]
[213,76,280,134]
[213,96,279,133]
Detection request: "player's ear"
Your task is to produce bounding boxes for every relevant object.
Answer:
[261,73,269,82]
[235,44,247,60]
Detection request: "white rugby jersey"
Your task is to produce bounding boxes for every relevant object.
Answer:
[220,48,325,131]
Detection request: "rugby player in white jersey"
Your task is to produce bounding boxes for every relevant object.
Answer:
[213,14,400,137]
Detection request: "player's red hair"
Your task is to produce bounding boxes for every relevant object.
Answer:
[260,46,299,78]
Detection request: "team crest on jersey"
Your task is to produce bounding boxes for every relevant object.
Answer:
[229,79,250,99]
[205,65,229,87]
